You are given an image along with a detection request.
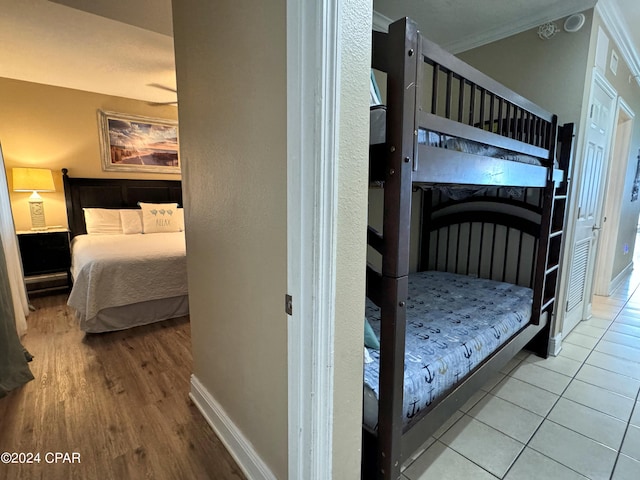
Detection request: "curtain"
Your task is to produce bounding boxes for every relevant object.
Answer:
[0,143,29,337]
[0,232,34,397]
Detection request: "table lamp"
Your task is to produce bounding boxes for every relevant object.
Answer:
[12,167,56,230]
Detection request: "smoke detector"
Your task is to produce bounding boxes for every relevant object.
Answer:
[564,13,585,33]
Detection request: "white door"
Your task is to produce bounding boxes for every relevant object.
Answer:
[564,71,616,335]
[593,98,634,295]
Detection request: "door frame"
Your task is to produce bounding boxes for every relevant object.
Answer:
[286,1,341,478]
[594,96,635,295]
[558,68,617,338]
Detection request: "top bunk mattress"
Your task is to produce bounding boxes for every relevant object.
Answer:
[363,270,533,430]
[370,105,547,166]
[369,105,563,188]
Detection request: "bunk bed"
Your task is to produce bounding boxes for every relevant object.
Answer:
[363,18,574,480]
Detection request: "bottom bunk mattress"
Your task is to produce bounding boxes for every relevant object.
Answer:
[363,270,533,430]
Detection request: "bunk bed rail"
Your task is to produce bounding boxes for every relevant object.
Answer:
[418,35,556,154]
[371,18,560,188]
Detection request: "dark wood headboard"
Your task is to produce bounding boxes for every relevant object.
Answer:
[62,168,183,238]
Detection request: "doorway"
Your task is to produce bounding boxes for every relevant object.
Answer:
[594,98,635,295]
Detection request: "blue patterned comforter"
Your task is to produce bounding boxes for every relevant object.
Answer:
[363,270,532,429]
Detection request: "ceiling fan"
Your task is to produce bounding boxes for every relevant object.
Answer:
[147,83,178,106]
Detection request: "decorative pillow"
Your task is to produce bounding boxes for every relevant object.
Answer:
[175,208,185,231]
[120,209,143,234]
[364,347,374,364]
[364,318,380,350]
[139,202,181,233]
[83,208,122,235]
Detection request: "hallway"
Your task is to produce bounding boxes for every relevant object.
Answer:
[402,260,640,479]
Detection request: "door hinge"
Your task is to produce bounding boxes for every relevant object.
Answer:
[285,294,293,315]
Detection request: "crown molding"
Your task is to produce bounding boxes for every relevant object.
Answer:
[443,3,597,54]
[372,10,391,32]
[596,0,640,86]
[373,1,640,87]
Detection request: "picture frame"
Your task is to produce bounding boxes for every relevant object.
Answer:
[98,110,179,174]
[632,150,640,202]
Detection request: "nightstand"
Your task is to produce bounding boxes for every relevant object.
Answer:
[17,229,71,295]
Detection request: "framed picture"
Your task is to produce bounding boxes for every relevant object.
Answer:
[98,110,179,174]
[632,150,640,202]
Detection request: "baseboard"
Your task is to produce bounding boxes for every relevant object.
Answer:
[190,375,276,480]
[609,262,634,295]
[549,332,562,357]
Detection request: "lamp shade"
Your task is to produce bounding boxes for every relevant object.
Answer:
[13,167,55,192]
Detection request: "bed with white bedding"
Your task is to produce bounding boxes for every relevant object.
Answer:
[68,232,188,332]
[62,170,188,333]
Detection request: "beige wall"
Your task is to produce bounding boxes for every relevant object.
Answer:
[457,13,593,337]
[173,0,371,477]
[172,0,288,478]
[458,9,640,307]
[458,11,593,132]
[0,77,178,232]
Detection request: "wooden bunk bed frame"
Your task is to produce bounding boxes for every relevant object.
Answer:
[363,18,574,480]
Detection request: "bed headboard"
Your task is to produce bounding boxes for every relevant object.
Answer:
[62,168,183,239]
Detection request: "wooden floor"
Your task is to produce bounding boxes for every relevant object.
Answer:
[0,294,245,480]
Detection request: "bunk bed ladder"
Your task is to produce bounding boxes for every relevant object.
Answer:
[371,17,420,480]
[528,122,574,356]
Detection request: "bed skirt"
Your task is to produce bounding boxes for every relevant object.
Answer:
[75,295,189,333]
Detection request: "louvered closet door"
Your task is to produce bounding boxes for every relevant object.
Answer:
[564,72,616,336]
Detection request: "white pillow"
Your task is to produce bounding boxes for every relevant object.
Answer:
[83,208,122,235]
[139,202,181,233]
[175,208,185,231]
[120,209,143,234]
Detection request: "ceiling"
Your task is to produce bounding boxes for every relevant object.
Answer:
[0,0,176,104]
[374,0,599,52]
[1,0,639,104]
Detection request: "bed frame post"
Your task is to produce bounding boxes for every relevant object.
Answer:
[375,17,419,480]
[62,168,78,237]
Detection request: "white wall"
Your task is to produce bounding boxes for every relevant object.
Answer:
[333,2,372,476]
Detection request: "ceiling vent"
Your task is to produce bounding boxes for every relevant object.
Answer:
[537,22,559,40]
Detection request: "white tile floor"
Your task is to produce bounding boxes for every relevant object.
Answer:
[402,260,640,479]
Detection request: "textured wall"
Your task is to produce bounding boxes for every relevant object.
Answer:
[333,0,372,477]
[172,0,288,477]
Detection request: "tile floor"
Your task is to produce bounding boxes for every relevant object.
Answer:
[401,265,640,479]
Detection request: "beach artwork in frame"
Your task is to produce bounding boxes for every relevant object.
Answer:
[632,150,640,202]
[98,110,179,174]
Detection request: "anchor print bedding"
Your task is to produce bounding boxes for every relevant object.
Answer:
[363,270,532,429]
